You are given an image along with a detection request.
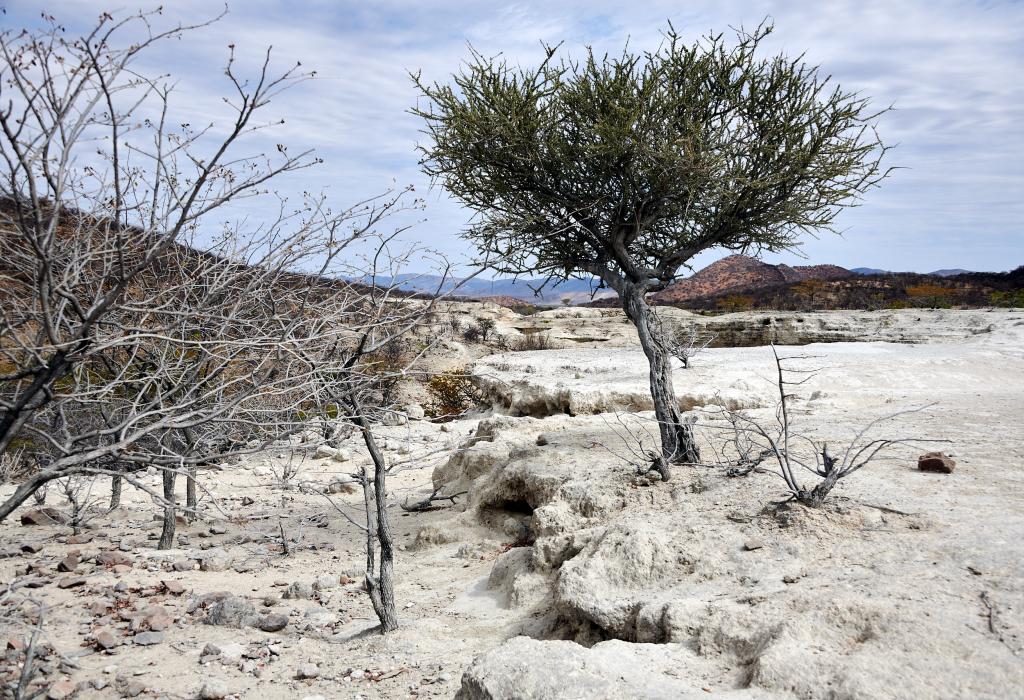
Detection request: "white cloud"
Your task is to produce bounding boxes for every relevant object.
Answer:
[6,0,1022,272]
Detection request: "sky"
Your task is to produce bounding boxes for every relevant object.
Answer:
[4,0,1023,275]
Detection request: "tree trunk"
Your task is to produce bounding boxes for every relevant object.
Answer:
[109,473,122,511]
[158,469,176,550]
[350,403,398,633]
[621,285,700,478]
[185,466,197,522]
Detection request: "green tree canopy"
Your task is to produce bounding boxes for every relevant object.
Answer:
[413,23,890,472]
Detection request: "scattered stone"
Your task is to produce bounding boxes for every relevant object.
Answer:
[918,452,955,474]
[143,605,173,631]
[46,679,76,699]
[96,552,132,568]
[295,664,320,680]
[67,533,94,544]
[209,524,227,535]
[258,613,288,633]
[20,507,68,526]
[240,496,255,506]
[118,678,146,697]
[21,542,44,554]
[742,538,765,551]
[315,444,351,462]
[198,549,233,572]
[57,552,80,572]
[94,629,119,650]
[198,680,229,700]
[132,631,164,646]
[110,564,132,574]
[172,559,194,572]
[91,678,109,690]
[162,580,186,595]
[201,642,222,658]
[57,576,87,589]
[204,594,259,628]
[282,581,314,600]
[535,433,549,446]
[312,574,337,591]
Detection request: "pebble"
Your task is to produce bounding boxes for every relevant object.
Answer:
[259,613,289,632]
[296,663,320,680]
[199,680,229,700]
[132,631,164,646]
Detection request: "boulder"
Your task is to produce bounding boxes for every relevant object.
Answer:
[20,507,68,526]
[918,452,955,473]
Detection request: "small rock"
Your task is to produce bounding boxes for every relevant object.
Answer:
[163,580,186,595]
[198,680,229,700]
[91,678,109,690]
[67,533,94,544]
[742,539,764,551]
[240,496,255,506]
[119,679,146,697]
[918,452,955,474]
[315,445,351,462]
[201,642,222,658]
[143,606,173,631]
[204,595,259,628]
[209,524,227,535]
[172,559,194,572]
[312,574,338,591]
[57,576,87,589]
[132,631,163,646]
[282,581,314,600]
[47,679,76,699]
[350,669,365,680]
[57,553,80,573]
[198,549,233,572]
[95,629,119,650]
[21,542,43,554]
[258,613,288,633]
[20,507,68,526]
[535,434,549,446]
[438,671,452,683]
[96,552,132,567]
[295,663,320,680]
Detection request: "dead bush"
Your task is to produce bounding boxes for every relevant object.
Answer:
[425,369,488,420]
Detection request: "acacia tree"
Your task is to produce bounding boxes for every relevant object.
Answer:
[413,23,890,478]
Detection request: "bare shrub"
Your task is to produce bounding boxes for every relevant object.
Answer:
[424,369,488,420]
[512,332,555,351]
[704,347,940,506]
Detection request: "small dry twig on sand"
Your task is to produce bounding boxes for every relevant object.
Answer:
[400,488,468,512]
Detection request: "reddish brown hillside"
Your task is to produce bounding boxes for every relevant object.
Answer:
[654,255,852,303]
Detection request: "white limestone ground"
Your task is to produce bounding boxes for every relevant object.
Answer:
[1,308,1022,699]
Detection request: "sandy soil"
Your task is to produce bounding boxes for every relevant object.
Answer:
[2,308,1022,699]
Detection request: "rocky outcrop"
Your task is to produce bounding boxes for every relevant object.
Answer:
[655,255,852,303]
[456,637,769,699]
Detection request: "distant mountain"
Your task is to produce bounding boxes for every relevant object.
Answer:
[853,266,977,276]
[361,273,612,305]
[654,255,853,303]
